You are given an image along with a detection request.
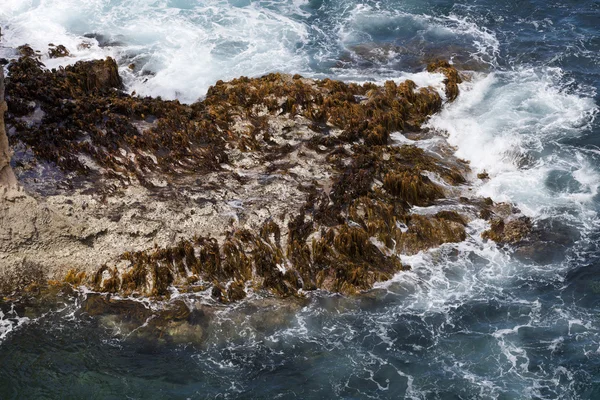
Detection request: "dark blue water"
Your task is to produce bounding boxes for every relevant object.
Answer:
[1,0,600,398]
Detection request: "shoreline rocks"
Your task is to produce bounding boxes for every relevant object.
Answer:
[0,51,537,301]
[0,63,17,188]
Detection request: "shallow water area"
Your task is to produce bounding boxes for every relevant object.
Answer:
[1,0,600,398]
[2,262,600,399]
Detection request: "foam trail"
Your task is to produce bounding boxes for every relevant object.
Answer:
[427,67,599,216]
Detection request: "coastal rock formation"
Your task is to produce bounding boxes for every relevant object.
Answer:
[0,65,17,187]
[0,51,535,300]
[481,216,532,245]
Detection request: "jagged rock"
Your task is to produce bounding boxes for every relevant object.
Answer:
[48,44,70,58]
[16,45,39,59]
[427,60,463,101]
[67,57,122,92]
[482,216,533,245]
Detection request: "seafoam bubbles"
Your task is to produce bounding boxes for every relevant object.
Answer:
[121,0,311,102]
[0,305,29,344]
[0,0,311,103]
[0,0,115,63]
[426,66,599,216]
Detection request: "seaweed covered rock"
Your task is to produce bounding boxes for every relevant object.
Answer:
[480,212,578,266]
[67,57,122,92]
[48,44,70,58]
[0,53,513,300]
[4,57,455,188]
[427,60,464,101]
[482,216,533,245]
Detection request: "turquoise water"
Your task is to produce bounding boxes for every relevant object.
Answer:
[1,0,600,398]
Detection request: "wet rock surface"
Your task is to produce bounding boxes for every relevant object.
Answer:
[0,50,545,300]
[0,61,17,187]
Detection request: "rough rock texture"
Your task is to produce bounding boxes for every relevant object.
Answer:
[481,216,533,245]
[0,65,17,187]
[0,50,535,299]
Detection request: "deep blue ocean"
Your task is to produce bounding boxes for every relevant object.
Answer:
[1,0,600,398]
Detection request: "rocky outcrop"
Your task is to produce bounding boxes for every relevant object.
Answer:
[0,64,17,187]
[427,60,463,101]
[482,216,532,245]
[0,51,538,300]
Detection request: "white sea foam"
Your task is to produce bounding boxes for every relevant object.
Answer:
[0,0,505,103]
[1,0,311,103]
[0,305,29,343]
[427,67,599,216]
[374,63,599,317]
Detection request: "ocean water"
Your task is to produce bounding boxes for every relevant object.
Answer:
[1,0,600,398]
